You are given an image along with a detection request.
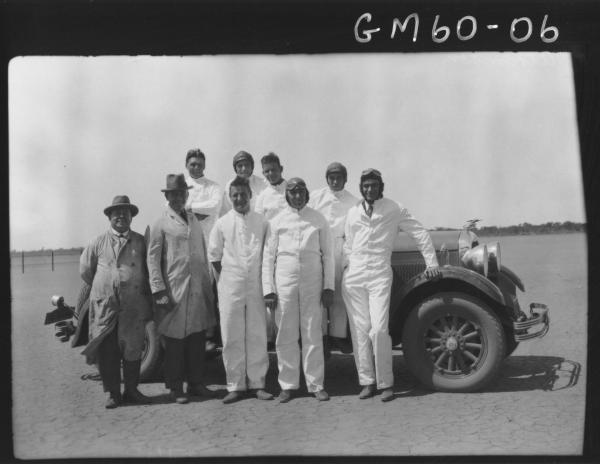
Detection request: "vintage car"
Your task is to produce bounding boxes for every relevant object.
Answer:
[45,223,549,392]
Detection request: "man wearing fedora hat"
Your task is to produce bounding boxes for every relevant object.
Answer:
[147,174,218,404]
[80,195,153,409]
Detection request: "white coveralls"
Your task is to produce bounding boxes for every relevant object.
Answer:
[254,180,288,221]
[255,179,289,341]
[221,174,268,214]
[262,205,335,392]
[185,175,223,244]
[309,187,358,338]
[342,197,438,389]
[207,209,270,392]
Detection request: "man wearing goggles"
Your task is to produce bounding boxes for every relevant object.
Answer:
[342,169,440,402]
[262,178,335,402]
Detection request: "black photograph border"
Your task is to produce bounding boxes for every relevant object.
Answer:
[2,0,599,462]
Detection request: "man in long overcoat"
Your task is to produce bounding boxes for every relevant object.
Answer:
[147,173,218,404]
[80,195,153,409]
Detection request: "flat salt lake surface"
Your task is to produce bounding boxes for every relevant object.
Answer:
[11,233,588,457]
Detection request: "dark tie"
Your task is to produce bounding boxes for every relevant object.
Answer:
[366,203,373,218]
[117,234,127,252]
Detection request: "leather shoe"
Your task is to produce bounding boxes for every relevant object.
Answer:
[170,389,189,404]
[380,387,394,402]
[358,384,376,399]
[122,388,152,405]
[254,389,274,401]
[105,391,121,409]
[187,383,217,398]
[278,389,292,403]
[222,391,243,404]
[314,390,329,401]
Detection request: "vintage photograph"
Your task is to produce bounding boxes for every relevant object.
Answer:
[10,53,586,457]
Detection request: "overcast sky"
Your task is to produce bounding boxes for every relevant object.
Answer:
[9,53,584,250]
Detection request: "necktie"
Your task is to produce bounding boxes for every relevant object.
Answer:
[366,203,373,218]
[117,234,127,252]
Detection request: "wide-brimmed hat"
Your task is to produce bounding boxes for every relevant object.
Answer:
[232,151,254,169]
[103,195,139,217]
[161,173,193,192]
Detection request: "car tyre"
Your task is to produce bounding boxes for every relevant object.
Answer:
[139,320,163,382]
[402,292,505,393]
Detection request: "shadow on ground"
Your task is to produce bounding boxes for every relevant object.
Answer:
[488,356,581,392]
[85,351,579,398]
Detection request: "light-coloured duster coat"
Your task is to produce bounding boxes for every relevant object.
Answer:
[147,206,216,339]
[79,230,152,364]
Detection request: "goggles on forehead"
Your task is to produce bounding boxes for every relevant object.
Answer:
[286,178,307,191]
[361,168,382,178]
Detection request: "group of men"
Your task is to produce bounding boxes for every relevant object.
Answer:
[80,148,440,409]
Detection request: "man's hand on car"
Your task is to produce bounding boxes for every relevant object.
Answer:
[424,265,441,280]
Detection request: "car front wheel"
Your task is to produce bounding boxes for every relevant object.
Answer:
[402,292,505,393]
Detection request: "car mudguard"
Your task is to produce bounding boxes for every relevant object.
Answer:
[388,266,509,345]
[499,265,525,292]
[390,265,506,323]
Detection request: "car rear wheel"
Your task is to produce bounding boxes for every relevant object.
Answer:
[139,320,163,382]
[402,292,505,392]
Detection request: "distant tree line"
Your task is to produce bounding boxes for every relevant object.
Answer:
[11,221,586,255]
[434,221,586,236]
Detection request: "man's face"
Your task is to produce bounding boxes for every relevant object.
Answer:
[262,162,283,185]
[165,190,189,213]
[327,173,346,192]
[234,160,253,179]
[230,185,251,213]
[287,187,308,210]
[186,156,205,179]
[361,179,381,203]
[109,207,132,233]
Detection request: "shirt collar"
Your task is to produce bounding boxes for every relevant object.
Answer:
[186,174,205,185]
[269,179,287,191]
[287,204,306,214]
[167,206,188,222]
[111,228,129,238]
[330,188,346,198]
[232,208,250,217]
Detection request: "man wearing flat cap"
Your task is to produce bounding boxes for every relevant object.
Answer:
[342,169,440,402]
[262,177,335,402]
[221,151,268,214]
[80,195,153,409]
[147,174,218,404]
[309,162,358,354]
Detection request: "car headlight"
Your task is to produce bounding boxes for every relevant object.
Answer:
[461,243,488,277]
[51,295,64,307]
[486,241,501,276]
